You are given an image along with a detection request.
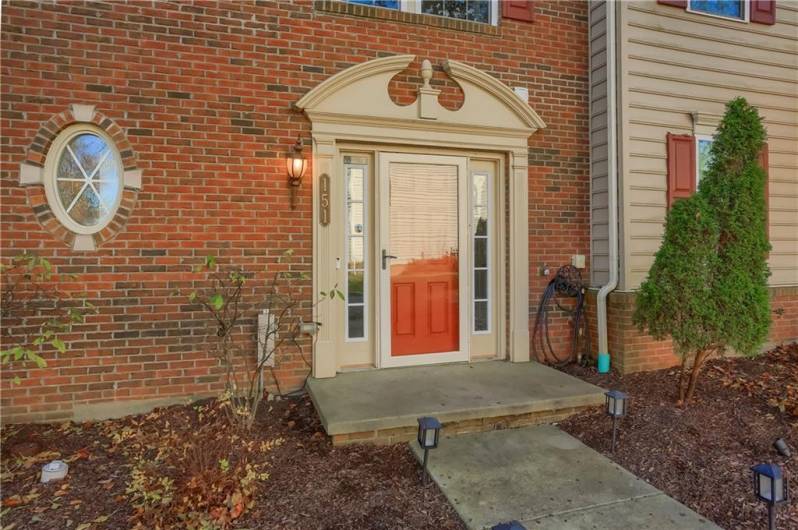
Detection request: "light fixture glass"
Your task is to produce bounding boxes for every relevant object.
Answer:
[753,463,787,504]
[752,462,788,530]
[417,416,442,484]
[605,389,628,418]
[417,416,441,449]
[286,137,307,209]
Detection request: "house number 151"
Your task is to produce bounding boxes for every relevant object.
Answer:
[319,173,330,226]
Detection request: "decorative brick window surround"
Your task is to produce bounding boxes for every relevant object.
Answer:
[18,105,141,251]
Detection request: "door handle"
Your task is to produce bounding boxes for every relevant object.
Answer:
[382,249,397,270]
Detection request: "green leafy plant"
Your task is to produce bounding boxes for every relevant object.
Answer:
[120,401,280,530]
[128,460,176,513]
[184,250,342,430]
[1,253,95,383]
[634,97,771,405]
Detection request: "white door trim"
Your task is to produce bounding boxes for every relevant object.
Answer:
[377,152,470,368]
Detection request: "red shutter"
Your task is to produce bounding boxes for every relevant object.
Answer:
[667,133,696,207]
[502,1,534,22]
[759,143,770,233]
[751,1,776,25]
[657,0,687,7]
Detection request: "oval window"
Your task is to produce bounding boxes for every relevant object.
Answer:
[44,125,123,234]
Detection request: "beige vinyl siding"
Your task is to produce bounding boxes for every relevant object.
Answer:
[619,1,798,289]
[589,0,610,287]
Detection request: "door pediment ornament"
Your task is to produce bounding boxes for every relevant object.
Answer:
[294,55,546,136]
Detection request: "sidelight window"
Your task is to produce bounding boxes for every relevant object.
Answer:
[345,155,369,340]
[472,171,491,333]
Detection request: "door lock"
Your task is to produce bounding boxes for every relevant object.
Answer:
[382,249,397,270]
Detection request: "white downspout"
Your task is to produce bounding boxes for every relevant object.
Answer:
[597,0,619,373]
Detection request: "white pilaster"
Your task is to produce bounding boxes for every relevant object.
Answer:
[509,147,531,362]
[312,135,338,378]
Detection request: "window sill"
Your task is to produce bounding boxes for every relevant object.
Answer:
[314,1,500,35]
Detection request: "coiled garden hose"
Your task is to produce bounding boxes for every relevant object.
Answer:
[532,265,591,367]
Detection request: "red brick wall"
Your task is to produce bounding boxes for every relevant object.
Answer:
[585,287,798,374]
[0,0,589,422]
[769,287,798,347]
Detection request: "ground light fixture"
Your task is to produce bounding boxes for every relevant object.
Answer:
[417,416,441,484]
[491,521,526,530]
[774,438,791,458]
[605,389,628,453]
[286,136,307,209]
[752,463,788,530]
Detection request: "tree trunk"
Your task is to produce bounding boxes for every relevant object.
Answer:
[683,348,712,404]
[677,353,690,405]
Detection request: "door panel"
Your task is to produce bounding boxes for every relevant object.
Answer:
[382,157,466,361]
[393,281,416,336]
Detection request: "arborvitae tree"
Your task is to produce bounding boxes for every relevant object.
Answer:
[634,97,770,405]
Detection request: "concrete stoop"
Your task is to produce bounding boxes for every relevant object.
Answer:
[410,425,721,530]
[307,361,605,446]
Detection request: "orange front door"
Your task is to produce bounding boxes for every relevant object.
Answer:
[387,161,460,356]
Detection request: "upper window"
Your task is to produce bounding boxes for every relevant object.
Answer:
[420,1,492,23]
[348,0,399,8]
[687,0,747,21]
[44,125,124,235]
[696,135,714,184]
[347,0,497,24]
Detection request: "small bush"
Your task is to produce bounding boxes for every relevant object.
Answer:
[108,400,281,530]
[181,251,342,431]
[1,253,94,382]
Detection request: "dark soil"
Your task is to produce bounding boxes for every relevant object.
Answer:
[559,343,798,530]
[1,395,465,530]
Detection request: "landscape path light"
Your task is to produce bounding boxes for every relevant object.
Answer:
[604,389,628,453]
[774,438,791,458]
[752,463,788,530]
[491,521,526,530]
[417,416,441,485]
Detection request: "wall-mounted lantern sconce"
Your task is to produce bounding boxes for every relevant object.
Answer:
[286,136,307,210]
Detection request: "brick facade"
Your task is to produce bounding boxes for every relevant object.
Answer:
[1,1,590,422]
[585,287,798,374]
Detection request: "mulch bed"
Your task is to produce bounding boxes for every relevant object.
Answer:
[1,395,465,530]
[559,343,798,530]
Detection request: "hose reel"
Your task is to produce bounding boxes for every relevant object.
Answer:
[532,265,591,367]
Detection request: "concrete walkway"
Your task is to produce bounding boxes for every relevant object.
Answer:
[410,425,721,530]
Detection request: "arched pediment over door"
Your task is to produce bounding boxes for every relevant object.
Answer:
[295,54,545,148]
[296,55,545,378]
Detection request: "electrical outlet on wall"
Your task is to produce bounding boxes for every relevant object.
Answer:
[571,254,586,269]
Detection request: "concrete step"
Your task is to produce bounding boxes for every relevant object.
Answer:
[307,361,605,445]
